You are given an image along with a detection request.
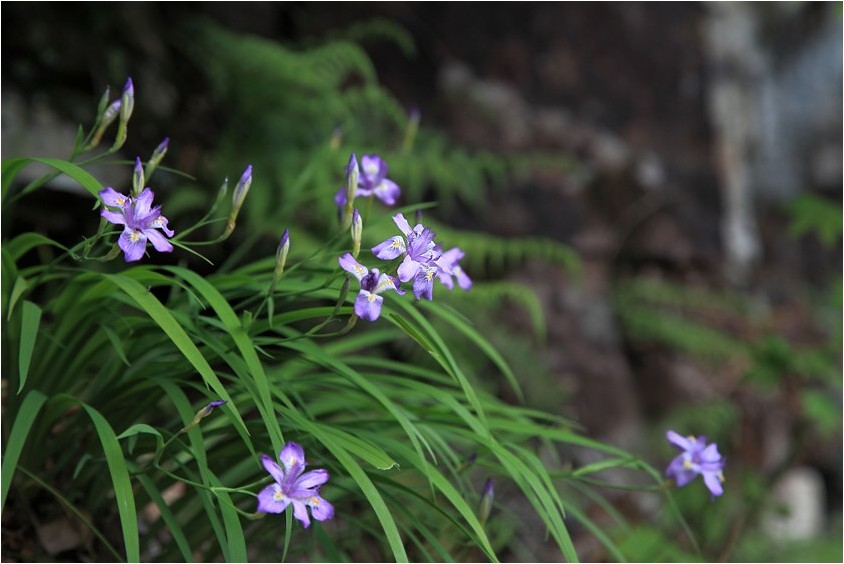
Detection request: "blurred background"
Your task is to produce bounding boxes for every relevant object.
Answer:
[2,3,841,561]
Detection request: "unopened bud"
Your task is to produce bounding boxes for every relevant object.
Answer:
[415,209,423,226]
[217,177,229,202]
[345,153,359,204]
[132,157,144,197]
[88,98,121,149]
[341,154,359,229]
[96,86,111,117]
[402,105,421,152]
[274,228,290,280]
[232,165,252,212]
[225,165,252,237]
[478,478,494,525]
[145,137,169,179]
[119,77,134,123]
[181,399,227,433]
[351,209,362,257]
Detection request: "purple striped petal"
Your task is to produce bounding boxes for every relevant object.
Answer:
[308,495,335,522]
[279,442,306,473]
[257,483,291,514]
[397,256,420,283]
[296,469,329,490]
[119,229,147,262]
[339,253,368,281]
[145,229,173,253]
[291,500,311,528]
[372,236,406,260]
[355,290,384,321]
[260,454,286,485]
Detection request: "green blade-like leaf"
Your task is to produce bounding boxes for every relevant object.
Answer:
[81,403,139,562]
[1,389,47,512]
[17,300,42,393]
[102,273,249,438]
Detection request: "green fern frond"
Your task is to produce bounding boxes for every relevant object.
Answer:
[447,281,547,343]
[330,17,418,58]
[430,222,581,279]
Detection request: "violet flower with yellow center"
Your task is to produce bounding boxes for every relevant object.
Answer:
[100,186,174,262]
[665,430,725,497]
[257,442,334,528]
[339,253,404,321]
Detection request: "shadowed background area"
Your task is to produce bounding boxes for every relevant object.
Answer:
[2,3,841,562]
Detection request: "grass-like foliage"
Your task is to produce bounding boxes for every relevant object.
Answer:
[2,37,677,563]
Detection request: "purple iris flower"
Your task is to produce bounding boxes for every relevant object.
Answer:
[339,253,404,321]
[436,247,473,291]
[100,187,174,262]
[354,154,401,206]
[372,213,441,300]
[257,442,334,528]
[665,430,725,497]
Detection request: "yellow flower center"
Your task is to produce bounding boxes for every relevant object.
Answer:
[130,230,141,242]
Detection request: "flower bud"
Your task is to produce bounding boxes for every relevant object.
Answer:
[274,228,290,280]
[87,98,121,150]
[145,137,169,179]
[345,153,359,205]
[351,209,362,258]
[181,399,227,433]
[96,86,112,117]
[232,165,252,212]
[132,157,144,197]
[341,154,358,230]
[225,165,252,237]
[119,77,134,123]
[402,105,421,152]
[217,177,229,202]
[478,478,494,525]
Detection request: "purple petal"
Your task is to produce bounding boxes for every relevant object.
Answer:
[339,253,368,281]
[439,247,464,269]
[295,469,329,490]
[437,270,455,290]
[119,228,147,262]
[145,229,173,253]
[260,454,286,485]
[355,291,384,321]
[99,187,130,209]
[373,273,399,295]
[101,209,126,226]
[360,154,387,185]
[666,455,697,487]
[703,471,724,496]
[397,256,420,283]
[150,214,174,237]
[412,266,436,301]
[291,500,311,528]
[334,187,347,210]
[666,430,694,451]
[700,443,722,463]
[389,275,406,296]
[257,483,291,514]
[279,442,307,473]
[455,267,473,290]
[134,188,154,217]
[308,495,335,522]
[372,236,406,261]
[391,213,413,236]
[373,179,400,206]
